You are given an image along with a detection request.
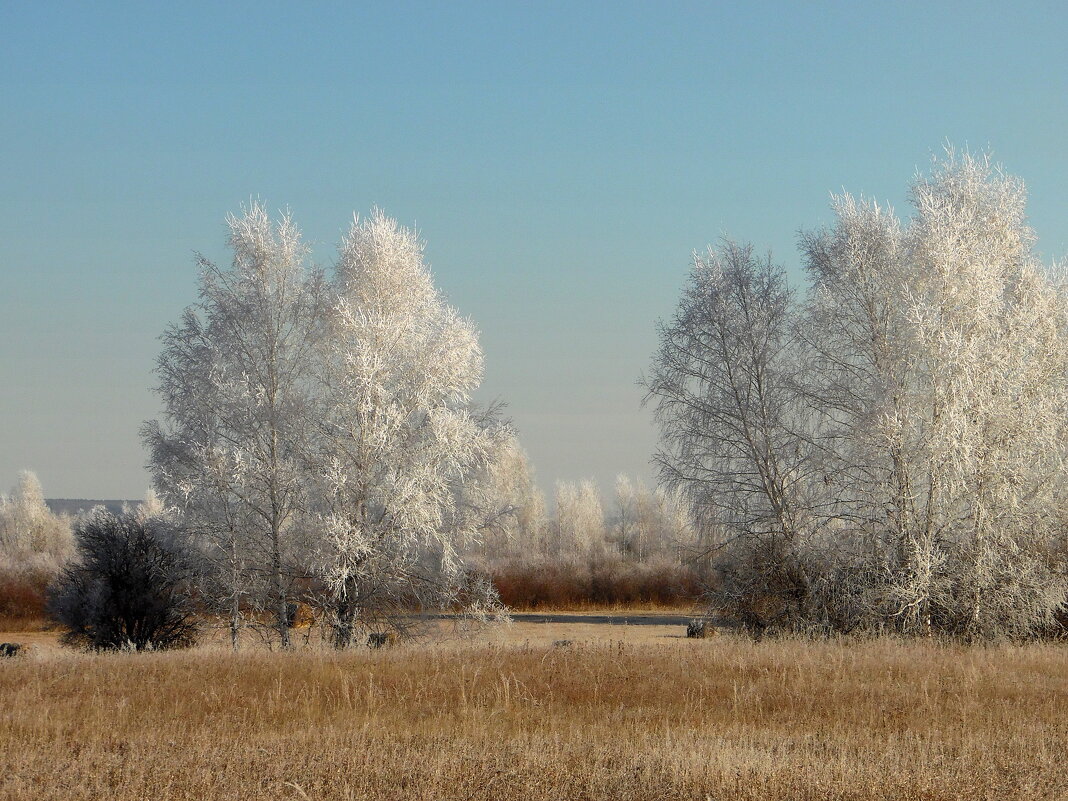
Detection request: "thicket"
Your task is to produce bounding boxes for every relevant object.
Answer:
[461,466,709,609]
[646,150,1068,639]
[489,557,702,609]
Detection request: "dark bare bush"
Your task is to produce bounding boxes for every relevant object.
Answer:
[47,509,199,651]
[706,539,818,634]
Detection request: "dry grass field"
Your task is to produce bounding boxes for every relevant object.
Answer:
[0,624,1066,801]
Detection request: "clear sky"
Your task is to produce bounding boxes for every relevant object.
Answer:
[2,2,1067,499]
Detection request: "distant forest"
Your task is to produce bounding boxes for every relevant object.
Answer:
[45,499,134,517]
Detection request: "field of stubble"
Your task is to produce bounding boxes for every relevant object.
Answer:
[0,621,1065,801]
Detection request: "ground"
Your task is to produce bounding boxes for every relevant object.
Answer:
[0,613,1065,800]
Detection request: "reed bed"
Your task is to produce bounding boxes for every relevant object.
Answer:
[0,636,1065,800]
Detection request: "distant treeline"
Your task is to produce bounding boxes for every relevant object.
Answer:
[45,499,135,517]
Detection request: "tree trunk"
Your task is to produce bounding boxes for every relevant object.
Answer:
[229,531,241,651]
[272,528,290,650]
[333,576,360,649]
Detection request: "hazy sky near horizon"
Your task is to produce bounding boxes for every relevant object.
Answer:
[2,2,1068,499]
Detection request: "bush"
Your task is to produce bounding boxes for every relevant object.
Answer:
[0,560,54,626]
[47,510,199,650]
[488,556,703,610]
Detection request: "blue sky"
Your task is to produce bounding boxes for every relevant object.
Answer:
[2,2,1067,498]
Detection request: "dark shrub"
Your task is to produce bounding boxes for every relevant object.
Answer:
[686,619,715,638]
[47,510,198,651]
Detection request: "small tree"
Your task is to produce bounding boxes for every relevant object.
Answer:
[48,509,199,651]
[452,432,546,562]
[611,475,697,563]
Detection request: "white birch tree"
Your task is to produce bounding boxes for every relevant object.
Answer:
[901,151,1068,638]
[453,432,547,561]
[310,210,505,647]
[551,480,607,560]
[800,195,929,630]
[644,242,822,629]
[142,203,327,649]
[612,475,697,563]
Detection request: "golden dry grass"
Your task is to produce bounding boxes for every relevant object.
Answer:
[0,617,49,634]
[0,631,1065,800]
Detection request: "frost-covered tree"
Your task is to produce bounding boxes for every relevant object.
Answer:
[799,194,923,630]
[0,471,73,565]
[897,152,1068,638]
[801,151,1068,638]
[551,480,606,560]
[310,211,506,647]
[611,475,697,562]
[644,242,823,629]
[453,432,547,561]
[142,204,327,649]
[613,474,638,558]
[135,488,166,521]
[144,205,509,649]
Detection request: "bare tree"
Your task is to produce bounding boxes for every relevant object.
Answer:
[48,509,199,651]
[644,242,821,630]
